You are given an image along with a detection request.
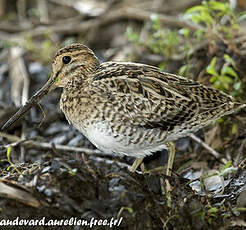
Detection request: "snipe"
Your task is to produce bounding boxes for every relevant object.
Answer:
[2,43,245,174]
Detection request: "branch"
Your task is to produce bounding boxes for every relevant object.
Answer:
[0,132,104,155]
[0,7,202,41]
[188,133,221,159]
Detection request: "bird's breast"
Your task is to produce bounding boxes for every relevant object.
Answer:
[72,121,168,157]
[59,87,171,157]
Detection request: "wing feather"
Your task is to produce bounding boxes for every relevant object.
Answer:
[90,62,235,131]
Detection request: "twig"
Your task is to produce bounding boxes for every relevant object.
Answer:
[123,7,202,31]
[0,132,20,142]
[0,132,105,155]
[188,133,221,159]
[24,140,104,155]
[0,7,202,40]
[0,131,133,170]
[235,138,246,166]
[82,153,97,179]
[135,0,202,14]
[0,180,41,208]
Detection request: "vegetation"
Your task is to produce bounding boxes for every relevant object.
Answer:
[0,1,246,229]
[126,0,246,98]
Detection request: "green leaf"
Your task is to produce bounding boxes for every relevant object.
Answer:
[190,14,203,24]
[201,10,213,25]
[221,66,238,78]
[223,54,235,66]
[210,57,217,67]
[238,11,246,21]
[208,207,218,214]
[125,27,141,44]
[217,117,224,123]
[207,67,218,76]
[178,65,188,75]
[221,75,233,84]
[209,76,217,83]
[7,146,12,163]
[224,161,232,169]
[209,1,229,12]
[207,57,218,76]
[185,5,207,14]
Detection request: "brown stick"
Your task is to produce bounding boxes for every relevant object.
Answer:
[188,133,221,159]
[0,132,104,155]
[0,7,202,38]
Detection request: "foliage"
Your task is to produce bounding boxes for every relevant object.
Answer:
[126,15,182,70]
[206,54,243,97]
[0,147,22,174]
[126,0,245,98]
[126,14,181,57]
[184,0,240,40]
[185,0,245,97]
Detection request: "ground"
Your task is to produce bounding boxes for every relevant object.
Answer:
[0,0,246,229]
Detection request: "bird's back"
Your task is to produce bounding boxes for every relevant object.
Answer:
[90,61,244,133]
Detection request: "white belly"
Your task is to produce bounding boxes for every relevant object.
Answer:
[73,121,167,158]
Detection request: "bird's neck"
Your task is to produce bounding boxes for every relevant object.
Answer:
[65,75,84,89]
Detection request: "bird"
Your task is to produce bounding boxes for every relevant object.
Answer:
[2,43,245,175]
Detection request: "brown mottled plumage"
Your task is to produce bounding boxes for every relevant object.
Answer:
[2,43,245,173]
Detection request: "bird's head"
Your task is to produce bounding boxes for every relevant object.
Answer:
[51,43,99,88]
[1,43,99,130]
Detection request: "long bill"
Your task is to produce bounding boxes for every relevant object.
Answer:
[1,77,56,131]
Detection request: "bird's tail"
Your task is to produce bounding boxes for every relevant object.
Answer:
[224,102,246,116]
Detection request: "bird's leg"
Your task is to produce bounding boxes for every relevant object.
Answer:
[129,142,175,174]
[160,142,176,194]
[166,142,175,176]
[129,157,144,172]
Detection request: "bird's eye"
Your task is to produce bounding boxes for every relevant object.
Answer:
[62,56,71,64]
